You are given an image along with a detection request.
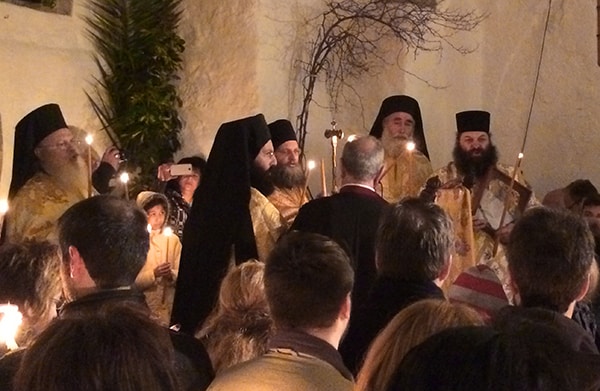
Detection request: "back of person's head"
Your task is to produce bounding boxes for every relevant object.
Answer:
[58,195,149,288]
[341,135,384,182]
[376,198,453,281]
[355,299,483,391]
[265,231,354,329]
[389,324,600,391]
[0,240,61,345]
[583,192,600,209]
[14,304,179,391]
[566,179,598,209]
[197,260,272,374]
[508,207,595,313]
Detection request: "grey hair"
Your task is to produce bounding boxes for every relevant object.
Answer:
[341,136,384,181]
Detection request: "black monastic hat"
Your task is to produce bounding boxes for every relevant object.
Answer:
[9,103,68,198]
[267,119,297,150]
[369,95,429,159]
[456,110,491,133]
[171,113,272,333]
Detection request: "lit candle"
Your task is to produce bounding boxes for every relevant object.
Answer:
[299,160,316,206]
[406,141,416,193]
[0,303,22,351]
[320,158,327,197]
[85,134,94,198]
[347,134,357,142]
[162,226,173,304]
[120,172,130,200]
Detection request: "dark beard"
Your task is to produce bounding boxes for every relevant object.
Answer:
[250,164,275,196]
[269,164,305,189]
[453,142,499,182]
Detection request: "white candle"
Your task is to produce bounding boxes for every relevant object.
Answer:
[85,134,94,198]
[119,172,130,200]
[300,160,316,206]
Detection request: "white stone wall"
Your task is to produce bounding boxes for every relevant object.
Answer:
[1,0,599,199]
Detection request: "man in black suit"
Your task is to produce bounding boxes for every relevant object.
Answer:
[292,135,387,312]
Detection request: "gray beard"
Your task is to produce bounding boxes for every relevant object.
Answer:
[42,155,89,197]
[381,131,407,158]
[269,164,305,189]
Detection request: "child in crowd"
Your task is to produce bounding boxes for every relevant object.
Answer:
[135,191,181,326]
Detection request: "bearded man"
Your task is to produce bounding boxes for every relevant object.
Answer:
[266,119,308,226]
[427,110,537,300]
[172,114,285,334]
[5,104,90,243]
[369,95,433,202]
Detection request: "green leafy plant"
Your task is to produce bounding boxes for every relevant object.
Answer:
[85,0,185,193]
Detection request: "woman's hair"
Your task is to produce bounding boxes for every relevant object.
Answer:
[14,305,179,391]
[355,299,483,391]
[0,240,61,346]
[196,260,272,373]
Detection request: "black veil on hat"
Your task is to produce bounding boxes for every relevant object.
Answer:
[369,95,430,159]
[171,113,272,334]
[267,119,297,150]
[456,110,491,134]
[9,103,68,198]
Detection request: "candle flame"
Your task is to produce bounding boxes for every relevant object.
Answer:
[85,134,93,145]
[0,303,22,351]
[406,141,416,152]
[119,172,130,184]
[307,160,316,170]
[0,199,8,215]
[347,134,357,142]
[518,153,524,159]
[164,226,173,237]
[147,224,152,233]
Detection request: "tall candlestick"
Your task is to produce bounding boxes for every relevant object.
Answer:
[320,158,327,197]
[162,226,173,304]
[300,160,316,206]
[406,141,415,193]
[120,172,130,200]
[85,134,94,198]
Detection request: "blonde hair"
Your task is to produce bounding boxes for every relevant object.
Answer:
[355,299,483,391]
[196,260,272,373]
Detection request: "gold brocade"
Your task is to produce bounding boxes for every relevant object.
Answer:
[6,172,86,243]
[249,188,286,262]
[267,186,308,227]
[435,187,476,293]
[379,150,432,203]
[429,162,538,303]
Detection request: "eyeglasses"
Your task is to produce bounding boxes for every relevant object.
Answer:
[37,139,83,151]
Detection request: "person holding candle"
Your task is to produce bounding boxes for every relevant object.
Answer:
[425,110,538,301]
[265,119,309,226]
[4,104,122,244]
[292,136,387,313]
[369,95,433,202]
[135,191,181,327]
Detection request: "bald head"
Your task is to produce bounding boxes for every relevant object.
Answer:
[341,136,384,184]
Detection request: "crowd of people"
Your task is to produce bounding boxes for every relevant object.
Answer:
[0,98,599,390]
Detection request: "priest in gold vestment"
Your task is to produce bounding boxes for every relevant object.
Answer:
[369,95,433,203]
[5,104,88,243]
[427,110,537,300]
[266,119,308,226]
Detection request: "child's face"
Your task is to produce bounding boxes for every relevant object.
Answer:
[146,205,166,231]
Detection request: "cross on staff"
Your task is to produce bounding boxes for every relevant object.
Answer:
[324,120,344,193]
